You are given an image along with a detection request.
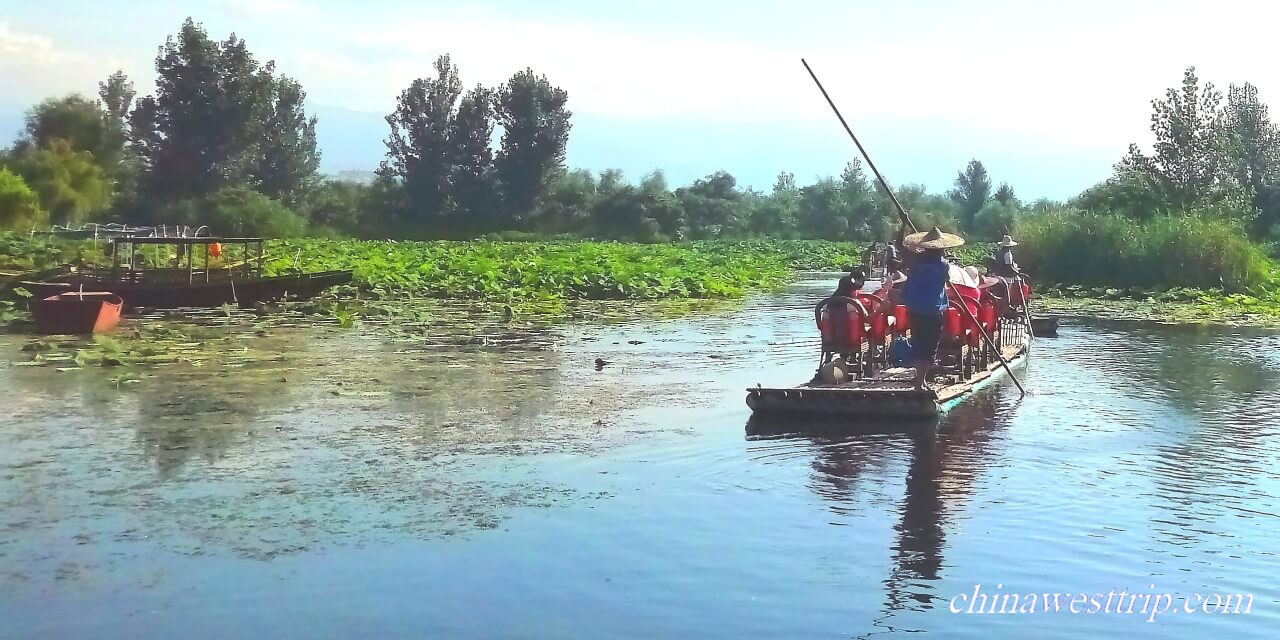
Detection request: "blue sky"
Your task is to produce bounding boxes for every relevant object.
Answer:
[2,0,1276,199]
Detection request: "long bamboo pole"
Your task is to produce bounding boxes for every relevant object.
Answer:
[800,58,1026,396]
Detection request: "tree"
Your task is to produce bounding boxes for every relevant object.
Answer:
[1220,82,1280,234]
[0,168,46,230]
[99,71,136,129]
[972,200,1019,239]
[1120,66,1227,210]
[993,183,1018,206]
[304,179,367,232]
[98,70,135,169]
[638,170,684,239]
[798,177,846,237]
[494,68,572,223]
[1074,170,1166,220]
[949,159,991,230]
[588,170,683,241]
[751,172,799,236]
[449,85,497,227]
[840,161,879,237]
[15,95,121,168]
[383,55,463,226]
[676,171,742,238]
[130,19,278,201]
[538,169,596,232]
[891,183,960,232]
[256,75,320,204]
[5,140,113,226]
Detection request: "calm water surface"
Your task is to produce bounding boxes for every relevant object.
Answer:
[2,275,1279,638]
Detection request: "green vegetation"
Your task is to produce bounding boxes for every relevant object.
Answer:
[1017,210,1272,292]
[265,239,860,301]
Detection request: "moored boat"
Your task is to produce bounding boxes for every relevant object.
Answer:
[31,291,124,334]
[18,236,352,309]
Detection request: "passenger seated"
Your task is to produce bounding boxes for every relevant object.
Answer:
[833,267,867,298]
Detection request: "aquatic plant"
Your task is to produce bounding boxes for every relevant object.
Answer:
[262,239,867,301]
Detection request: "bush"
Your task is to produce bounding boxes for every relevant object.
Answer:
[174,187,308,238]
[972,200,1019,240]
[3,140,112,226]
[0,169,47,230]
[1015,209,1271,292]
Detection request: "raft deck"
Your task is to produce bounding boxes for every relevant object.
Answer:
[746,341,1028,419]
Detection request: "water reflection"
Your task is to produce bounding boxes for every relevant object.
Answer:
[746,391,1009,619]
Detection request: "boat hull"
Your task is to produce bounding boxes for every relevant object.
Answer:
[19,270,353,309]
[31,292,123,334]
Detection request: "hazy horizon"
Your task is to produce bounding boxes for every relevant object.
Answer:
[4,0,1279,199]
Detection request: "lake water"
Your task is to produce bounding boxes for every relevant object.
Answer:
[2,274,1278,639]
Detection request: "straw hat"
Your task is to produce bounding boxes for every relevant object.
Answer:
[999,235,1018,247]
[964,265,1001,288]
[904,226,966,250]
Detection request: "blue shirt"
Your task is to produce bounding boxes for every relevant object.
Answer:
[901,257,949,313]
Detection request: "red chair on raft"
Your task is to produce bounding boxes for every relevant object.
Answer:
[814,295,873,379]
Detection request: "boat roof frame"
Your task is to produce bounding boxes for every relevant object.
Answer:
[112,237,265,245]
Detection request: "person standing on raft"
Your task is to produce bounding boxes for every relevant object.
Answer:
[991,234,1021,278]
[899,226,966,392]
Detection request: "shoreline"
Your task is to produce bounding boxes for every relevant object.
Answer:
[1037,296,1280,328]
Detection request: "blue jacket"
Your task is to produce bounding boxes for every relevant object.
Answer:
[901,257,949,313]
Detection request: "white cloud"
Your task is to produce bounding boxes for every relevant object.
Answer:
[0,22,134,103]
[268,0,1280,154]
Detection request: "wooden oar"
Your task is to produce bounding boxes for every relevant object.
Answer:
[801,58,1027,397]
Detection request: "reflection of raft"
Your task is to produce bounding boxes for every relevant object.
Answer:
[746,338,1029,418]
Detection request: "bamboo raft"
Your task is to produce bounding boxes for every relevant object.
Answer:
[746,338,1028,418]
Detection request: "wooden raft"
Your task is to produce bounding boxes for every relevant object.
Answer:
[746,341,1028,419]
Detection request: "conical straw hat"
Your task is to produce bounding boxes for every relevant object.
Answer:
[904,225,966,250]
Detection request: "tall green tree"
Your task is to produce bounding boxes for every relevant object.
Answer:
[256,75,320,204]
[383,55,463,226]
[840,160,879,237]
[449,85,497,227]
[97,71,135,169]
[1220,82,1280,233]
[1120,66,1226,210]
[99,71,136,129]
[494,68,571,224]
[130,19,277,201]
[948,159,991,230]
[993,182,1017,206]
